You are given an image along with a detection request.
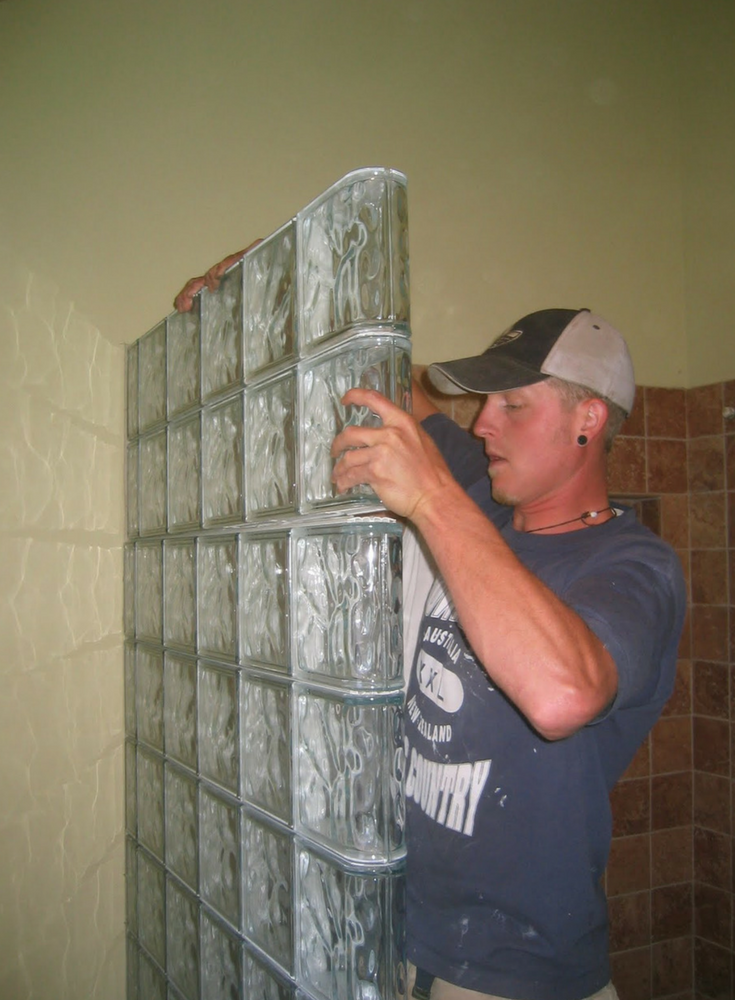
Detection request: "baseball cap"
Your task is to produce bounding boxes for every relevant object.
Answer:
[427,308,636,415]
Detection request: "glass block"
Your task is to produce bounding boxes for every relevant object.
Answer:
[245,371,296,518]
[124,643,136,738]
[139,429,167,535]
[298,333,411,510]
[297,167,409,351]
[166,877,200,1000]
[199,662,239,794]
[163,539,197,652]
[295,845,406,1000]
[138,320,167,431]
[124,544,136,637]
[292,521,402,689]
[239,531,289,670]
[139,948,167,1000]
[243,222,297,378]
[164,653,197,769]
[294,686,405,862]
[126,835,137,936]
[241,673,291,823]
[201,261,243,400]
[243,813,293,973]
[137,848,166,967]
[165,763,198,891]
[199,785,241,929]
[202,394,245,527]
[126,341,139,439]
[125,738,137,835]
[245,949,295,1000]
[200,910,242,1000]
[127,442,139,539]
[168,414,201,531]
[127,935,140,1000]
[167,302,201,418]
[136,645,164,750]
[136,541,163,642]
[197,537,238,660]
[137,746,164,860]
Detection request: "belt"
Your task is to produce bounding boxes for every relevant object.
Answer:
[412,968,436,1000]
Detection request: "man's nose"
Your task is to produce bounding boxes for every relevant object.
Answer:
[473,395,498,436]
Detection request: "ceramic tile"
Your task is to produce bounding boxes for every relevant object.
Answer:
[647,386,686,439]
[687,384,724,439]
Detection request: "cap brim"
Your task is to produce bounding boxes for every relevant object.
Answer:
[427,355,549,396]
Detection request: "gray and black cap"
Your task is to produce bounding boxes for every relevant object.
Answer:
[428,308,636,416]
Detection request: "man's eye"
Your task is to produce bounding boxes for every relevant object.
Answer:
[503,403,521,411]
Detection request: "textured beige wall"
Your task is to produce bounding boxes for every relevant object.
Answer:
[0,245,126,999]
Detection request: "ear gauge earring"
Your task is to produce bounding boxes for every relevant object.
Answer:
[577,434,588,446]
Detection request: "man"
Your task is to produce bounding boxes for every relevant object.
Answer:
[330,308,686,1000]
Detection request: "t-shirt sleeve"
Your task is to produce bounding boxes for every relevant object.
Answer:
[422,412,488,490]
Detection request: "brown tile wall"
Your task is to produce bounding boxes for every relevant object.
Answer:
[411,367,735,1000]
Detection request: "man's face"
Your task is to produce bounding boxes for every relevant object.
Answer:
[472,382,582,509]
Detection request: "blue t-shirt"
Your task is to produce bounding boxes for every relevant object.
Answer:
[405,414,687,1000]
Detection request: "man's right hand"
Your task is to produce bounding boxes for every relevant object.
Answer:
[173,238,263,312]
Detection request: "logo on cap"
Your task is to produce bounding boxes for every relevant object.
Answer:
[491,328,523,349]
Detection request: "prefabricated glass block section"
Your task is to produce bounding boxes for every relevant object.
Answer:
[200,911,242,1000]
[243,812,293,973]
[245,371,297,518]
[298,167,410,352]
[201,261,243,400]
[138,945,167,1000]
[135,541,162,643]
[167,303,201,418]
[239,531,289,670]
[299,332,412,511]
[295,843,406,1000]
[166,877,200,1000]
[139,429,167,535]
[199,662,239,794]
[163,652,197,769]
[126,442,139,539]
[198,537,238,660]
[165,762,198,891]
[138,320,167,431]
[241,672,291,823]
[245,949,295,999]
[137,848,166,967]
[126,836,138,937]
[125,739,137,836]
[136,644,164,750]
[199,785,241,929]
[124,544,135,636]
[163,539,197,652]
[243,222,297,379]
[295,685,405,862]
[137,746,165,860]
[292,520,403,689]
[125,643,136,737]
[168,414,201,531]
[202,394,244,526]
[126,342,139,439]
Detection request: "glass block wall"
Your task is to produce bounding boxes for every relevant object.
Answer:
[124,168,411,1000]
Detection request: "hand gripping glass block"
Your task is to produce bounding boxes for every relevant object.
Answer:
[126,342,139,439]
[202,393,245,527]
[198,537,238,660]
[245,949,295,1000]
[297,168,410,351]
[167,302,201,418]
[201,260,243,401]
[135,540,163,643]
[125,739,137,835]
[245,371,297,518]
[292,521,403,689]
[243,812,293,973]
[137,848,166,967]
[241,673,291,823]
[199,662,240,794]
[126,442,139,539]
[200,910,242,1000]
[163,539,197,652]
[295,843,407,1000]
[126,836,138,937]
[168,414,201,531]
[199,785,242,929]
[138,320,167,432]
[136,645,164,750]
[164,652,197,769]
[243,222,297,379]
[239,531,289,671]
[165,762,198,891]
[139,429,167,535]
[299,332,412,511]
[166,877,200,1000]
[137,746,164,860]
[294,686,405,863]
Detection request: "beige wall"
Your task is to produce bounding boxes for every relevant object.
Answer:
[0,0,733,996]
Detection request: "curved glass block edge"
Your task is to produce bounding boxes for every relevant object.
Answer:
[294,831,406,877]
[297,321,412,360]
[296,167,408,221]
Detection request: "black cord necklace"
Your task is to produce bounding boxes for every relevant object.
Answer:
[525,506,615,534]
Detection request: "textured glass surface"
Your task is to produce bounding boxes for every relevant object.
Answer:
[199,786,241,928]
[163,652,197,769]
[241,674,291,822]
[139,429,167,535]
[295,687,405,861]
[135,542,162,643]
[199,663,239,794]
[165,763,198,891]
[243,222,297,378]
[167,303,201,418]
[138,947,166,1000]
[245,373,296,517]
[243,814,293,972]
[166,878,200,999]
[138,320,167,431]
[136,645,164,750]
[137,746,164,859]
[125,643,136,738]
[200,911,242,1000]
[239,532,289,670]
[201,262,243,400]
[124,544,135,636]
[125,739,137,835]
[126,836,138,936]
[163,540,196,652]
[127,442,139,539]
[168,414,201,531]
[298,169,409,351]
[126,342,139,439]
[198,537,238,659]
[292,522,402,688]
[137,849,166,967]
[296,845,406,1000]
[202,394,244,526]
[245,950,294,999]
